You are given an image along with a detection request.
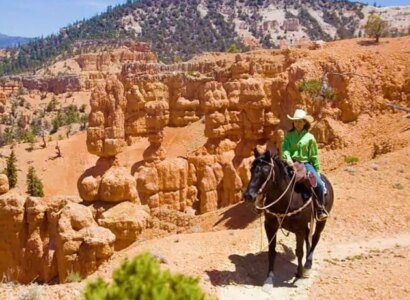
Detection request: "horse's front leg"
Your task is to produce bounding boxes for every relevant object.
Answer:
[295,232,305,278]
[264,219,278,285]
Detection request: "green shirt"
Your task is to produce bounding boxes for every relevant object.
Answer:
[282,129,321,174]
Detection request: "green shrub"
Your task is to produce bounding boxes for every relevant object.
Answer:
[64,104,80,124]
[84,253,207,300]
[46,97,59,112]
[21,129,36,144]
[344,155,359,165]
[66,271,82,283]
[323,88,336,100]
[51,113,64,134]
[5,150,18,188]
[298,79,321,94]
[365,14,388,43]
[17,86,27,96]
[226,43,240,53]
[26,166,44,197]
[79,104,87,113]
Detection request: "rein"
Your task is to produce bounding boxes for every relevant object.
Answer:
[254,158,297,210]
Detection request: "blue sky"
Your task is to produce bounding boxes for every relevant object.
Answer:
[0,0,125,37]
[0,0,409,38]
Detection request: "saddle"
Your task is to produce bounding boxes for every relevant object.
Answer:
[293,161,317,189]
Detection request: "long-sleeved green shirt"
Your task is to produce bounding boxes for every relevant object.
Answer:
[282,129,321,174]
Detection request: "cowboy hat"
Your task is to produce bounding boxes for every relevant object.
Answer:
[287,109,314,124]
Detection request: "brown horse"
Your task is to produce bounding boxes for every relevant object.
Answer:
[243,150,334,285]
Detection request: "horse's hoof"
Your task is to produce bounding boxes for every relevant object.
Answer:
[295,270,309,279]
[262,281,274,293]
[302,268,311,278]
[264,273,275,285]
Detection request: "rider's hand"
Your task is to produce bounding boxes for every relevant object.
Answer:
[287,160,294,168]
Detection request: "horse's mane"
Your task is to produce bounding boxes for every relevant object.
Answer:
[272,154,291,180]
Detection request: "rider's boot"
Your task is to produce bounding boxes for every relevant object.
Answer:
[314,187,328,222]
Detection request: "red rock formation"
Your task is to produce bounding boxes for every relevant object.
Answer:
[0,75,81,94]
[0,194,118,284]
[0,92,6,113]
[98,202,150,250]
[56,202,115,282]
[78,158,138,203]
[0,174,9,194]
[84,38,410,217]
[0,192,26,282]
[76,43,157,72]
[136,158,190,211]
[87,76,126,157]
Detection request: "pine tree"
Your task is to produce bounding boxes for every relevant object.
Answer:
[26,166,44,197]
[5,150,17,188]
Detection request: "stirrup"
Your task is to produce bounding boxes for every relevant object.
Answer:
[316,208,328,222]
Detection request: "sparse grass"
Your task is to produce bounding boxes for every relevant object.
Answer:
[344,155,359,165]
[392,183,404,190]
[346,254,367,261]
[65,271,82,283]
[324,258,339,265]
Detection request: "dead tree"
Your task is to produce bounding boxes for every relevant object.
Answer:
[385,102,410,118]
[55,142,63,158]
[386,102,410,131]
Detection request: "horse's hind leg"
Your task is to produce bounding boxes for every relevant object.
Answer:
[295,232,305,278]
[304,220,326,271]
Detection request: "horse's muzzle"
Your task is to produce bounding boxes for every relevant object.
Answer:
[243,191,256,202]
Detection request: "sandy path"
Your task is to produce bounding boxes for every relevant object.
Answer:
[216,232,410,300]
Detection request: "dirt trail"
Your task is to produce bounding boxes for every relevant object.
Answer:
[217,232,410,300]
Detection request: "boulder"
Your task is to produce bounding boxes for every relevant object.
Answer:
[0,174,9,194]
[99,166,139,203]
[98,202,150,250]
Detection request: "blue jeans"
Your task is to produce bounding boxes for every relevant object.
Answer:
[304,163,325,205]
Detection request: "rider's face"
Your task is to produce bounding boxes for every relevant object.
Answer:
[294,119,306,132]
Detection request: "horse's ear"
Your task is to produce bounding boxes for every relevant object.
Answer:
[254,148,259,158]
[264,150,272,160]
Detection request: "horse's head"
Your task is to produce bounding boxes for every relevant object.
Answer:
[243,149,275,203]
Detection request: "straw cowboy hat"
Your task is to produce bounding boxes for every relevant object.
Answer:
[287,109,314,125]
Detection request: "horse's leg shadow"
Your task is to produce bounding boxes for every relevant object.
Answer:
[266,251,299,288]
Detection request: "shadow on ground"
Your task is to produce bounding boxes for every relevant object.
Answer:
[213,202,259,229]
[206,246,299,288]
[357,40,378,46]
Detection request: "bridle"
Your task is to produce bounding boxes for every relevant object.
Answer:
[253,157,297,210]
